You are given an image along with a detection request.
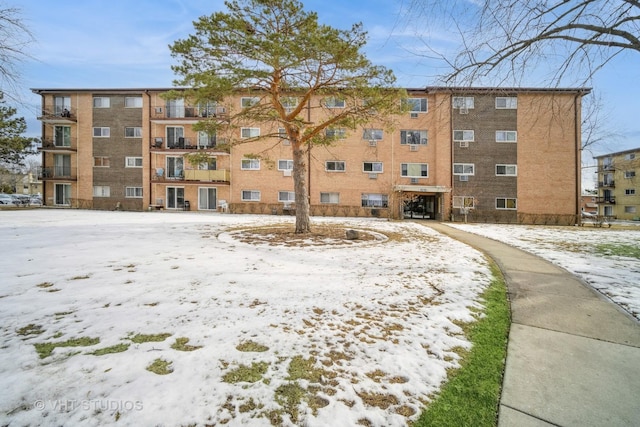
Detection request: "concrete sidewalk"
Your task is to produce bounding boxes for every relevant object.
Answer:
[426,223,640,427]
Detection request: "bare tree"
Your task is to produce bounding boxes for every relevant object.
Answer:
[406,0,639,86]
[0,4,34,103]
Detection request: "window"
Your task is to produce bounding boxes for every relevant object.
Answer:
[320,192,340,204]
[93,186,110,197]
[241,127,260,138]
[452,97,474,109]
[166,156,184,178]
[93,97,110,108]
[278,191,295,202]
[496,198,517,210]
[54,126,71,147]
[496,131,517,142]
[93,127,110,137]
[94,157,110,167]
[280,97,298,112]
[453,196,475,208]
[325,161,346,172]
[363,129,383,140]
[625,189,636,195]
[624,170,636,178]
[198,157,217,170]
[624,206,637,214]
[363,162,383,173]
[241,97,259,108]
[326,128,347,139]
[125,127,142,138]
[402,98,428,113]
[125,157,143,167]
[241,190,261,201]
[496,164,517,176]
[496,97,517,109]
[624,153,636,160]
[453,163,475,175]
[241,158,260,170]
[453,130,474,142]
[278,160,294,170]
[125,96,143,108]
[401,163,428,177]
[125,187,143,198]
[361,193,388,208]
[400,130,428,145]
[324,97,345,108]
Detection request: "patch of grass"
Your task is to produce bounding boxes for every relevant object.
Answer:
[36,282,54,288]
[414,262,510,427]
[275,382,306,423]
[236,340,269,352]
[90,343,130,356]
[146,358,173,375]
[129,333,172,343]
[70,274,91,280]
[595,243,640,259]
[171,337,202,352]
[287,356,325,383]
[34,337,100,359]
[222,362,269,384]
[17,324,44,337]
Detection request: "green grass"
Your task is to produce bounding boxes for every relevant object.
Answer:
[413,263,510,427]
[146,358,173,375]
[34,337,100,359]
[90,343,130,356]
[129,333,172,343]
[171,337,202,351]
[595,243,640,259]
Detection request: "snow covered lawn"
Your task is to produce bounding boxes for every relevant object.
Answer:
[0,211,492,426]
[449,223,640,320]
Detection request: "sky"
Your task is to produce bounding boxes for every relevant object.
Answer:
[1,211,639,425]
[9,0,640,179]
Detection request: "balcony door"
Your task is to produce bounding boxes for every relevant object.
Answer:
[54,154,71,177]
[167,187,184,209]
[166,99,185,118]
[54,126,71,147]
[54,183,71,205]
[166,156,184,179]
[167,127,184,148]
[54,96,71,116]
[198,187,217,210]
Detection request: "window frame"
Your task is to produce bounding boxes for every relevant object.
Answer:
[125,157,143,168]
[241,127,260,139]
[495,96,518,109]
[453,163,475,175]
[278,191,295,202]
[496,197,517,210]
[125,187,143,198]
[240,97,260,108]
[124,96,143,108]
[452,196,475,208]
[624,189,636,195]
[400,130,428,145]
[94,157,110,167]
[624,170,636,178]
[241,190,261,201]
[325,161,346,172]
[93,185,110,197]
[93,97,110,108]
[325,128,347,139]
[363,162,383,173]
[320,192,340,204]
[402,98,428,113]
[453,130,474,142]
[324,97,346,108]
[496,164,517,176]
[401,163,428,178]
[241,158,260,170]
[361,193,389,208]
[362,128,384,141]
[496,130,518,143]
[452,96,474,109]
[124,127,143,138]
[277,160,294,171]
[93,127,110,138]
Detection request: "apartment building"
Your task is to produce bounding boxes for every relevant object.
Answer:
[594,148,640,220]
[32,86,589,224]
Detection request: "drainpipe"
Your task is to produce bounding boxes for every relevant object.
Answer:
[307,97,311,206]
[575,92,582,225]
[145,90,152,209]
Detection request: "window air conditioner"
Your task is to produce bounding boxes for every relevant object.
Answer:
[459,175,469,182]
[459,141,469,148]
[155,107,163,113]
[410,178,419,184]
[369,140,377,147]
[460,107,469,114]
[410,112,418,118]
[283,169,292,176]
[409,144,418,151]
[368,173,378,179]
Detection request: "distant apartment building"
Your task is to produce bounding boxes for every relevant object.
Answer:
[31,86,589,224]
[594,148,640,220]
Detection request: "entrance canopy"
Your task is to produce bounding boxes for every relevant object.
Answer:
[394,185,450,193]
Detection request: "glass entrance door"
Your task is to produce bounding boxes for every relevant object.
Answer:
[403,195,435,219]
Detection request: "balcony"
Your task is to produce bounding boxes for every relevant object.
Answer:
[40,138,77,152]
[152,169,230,183]
[597,181,615,188]
[595,197,615,204]
[150,105,228,121]
[38,167,77,181]
[37,107,77,123]
[150,137,229,152]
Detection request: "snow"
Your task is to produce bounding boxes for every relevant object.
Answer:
[449,223,640,320]
[0,210,492,427]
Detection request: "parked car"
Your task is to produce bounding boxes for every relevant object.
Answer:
[0,194,14,204]
[29,196,43,206]
[581,211,597,218]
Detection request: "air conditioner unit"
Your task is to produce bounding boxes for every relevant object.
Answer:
[410,178,419,184]
[459,175,469,182]
[283,169,292,176]
[368,173,378,179]
[369,140,377,147]
[460,107,469,114]
[216,107,227,115]
[459,141,469,148]
[410,112,419,119]
[282,139,291,146]
[409,144,418,152]
[155,107,163,113]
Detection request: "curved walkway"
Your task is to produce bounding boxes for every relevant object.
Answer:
[426,223,640,427]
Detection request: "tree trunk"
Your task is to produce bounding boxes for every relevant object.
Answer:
[292,143,310,233]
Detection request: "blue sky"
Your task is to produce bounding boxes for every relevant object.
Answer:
[13,0,640,159]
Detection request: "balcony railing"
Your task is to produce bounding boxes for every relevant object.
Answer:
[151,137,229,151]
[597,181,615,188]
[151,105,227,120]
[152,169,230,183]
[595,197,615,204]
[38,167,77,180]
[37,107,77,122]
[40,138,77,151]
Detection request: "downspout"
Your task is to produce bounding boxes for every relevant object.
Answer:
[145,90,152,209]
[449,92,455,222]
[575,92,582,225]
[307,97,311,206]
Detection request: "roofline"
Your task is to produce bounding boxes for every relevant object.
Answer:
[593,147,640,158]
[31,86,592,95]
